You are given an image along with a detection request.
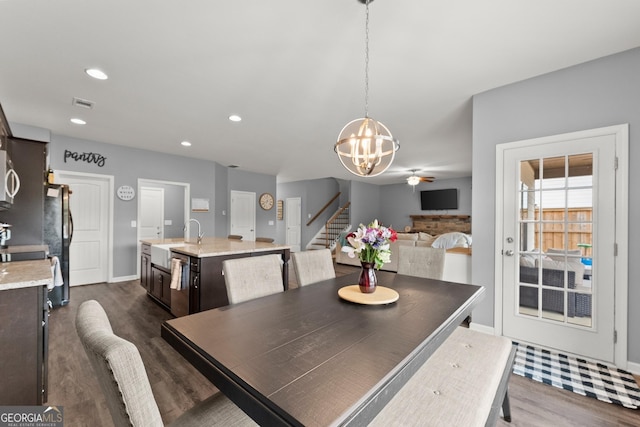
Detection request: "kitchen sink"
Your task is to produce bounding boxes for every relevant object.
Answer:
[150,243,185,269]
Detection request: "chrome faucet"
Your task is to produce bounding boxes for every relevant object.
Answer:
[184,218,204,245]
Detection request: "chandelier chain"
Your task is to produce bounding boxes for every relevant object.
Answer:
[364,0,370,118]
[334,0,398,178]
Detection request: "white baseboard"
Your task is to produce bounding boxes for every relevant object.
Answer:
[626,361,640,376]
[468,322,494,335]
[110,275,138,283]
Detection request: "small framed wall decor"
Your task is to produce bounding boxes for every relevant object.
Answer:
[192,198,210,212]
[277,200,284,220]
[117,185,135,201]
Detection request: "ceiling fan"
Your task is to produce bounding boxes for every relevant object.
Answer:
[406,169,435,188]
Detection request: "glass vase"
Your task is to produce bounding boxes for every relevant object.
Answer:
[358,261,377,293]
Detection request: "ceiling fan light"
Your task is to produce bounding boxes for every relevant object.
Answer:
[407,175,421,186]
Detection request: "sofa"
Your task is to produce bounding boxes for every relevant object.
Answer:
[335,232,472,283]
[518,265,592,318]
[518,248,591,317]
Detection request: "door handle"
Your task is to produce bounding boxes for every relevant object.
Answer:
[5,168,20,198]
[504,249,514,256]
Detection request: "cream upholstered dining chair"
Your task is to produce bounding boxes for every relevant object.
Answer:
[291,249,336,286]
[222,254,284,304]
[75,300,256,427]
[397,245,446,280]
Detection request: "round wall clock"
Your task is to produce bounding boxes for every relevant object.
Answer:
[259,193,274,210]
[117,185,136,201]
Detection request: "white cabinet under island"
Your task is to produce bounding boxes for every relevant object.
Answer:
[140,238,290,317]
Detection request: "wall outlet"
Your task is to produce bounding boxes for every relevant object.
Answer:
[164,219,172,225]
[131,220,137,228]
[268,220,274,226]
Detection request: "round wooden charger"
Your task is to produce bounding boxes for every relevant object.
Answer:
[338,285,399,305]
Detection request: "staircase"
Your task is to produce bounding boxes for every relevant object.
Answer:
[306,203,351,251]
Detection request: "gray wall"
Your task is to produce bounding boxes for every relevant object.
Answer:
[379,177,472,231]
[10,122,51,143]
[276,178,340,245]
[472,47,640,363]
[49,134,217,278]
[46,133,284,278]
[214,163,229,237]
[275,176,472,247]
[349,181,383,229]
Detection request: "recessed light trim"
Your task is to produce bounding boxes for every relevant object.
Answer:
[70,118,87,125]
[228,114,242,122]
[181,141,192,147]
[85,68,108,80]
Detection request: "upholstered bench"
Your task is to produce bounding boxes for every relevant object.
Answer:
[370,327,516,426]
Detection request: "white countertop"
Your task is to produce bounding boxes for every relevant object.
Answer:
[0,259,53,291]
[141,237,290,258]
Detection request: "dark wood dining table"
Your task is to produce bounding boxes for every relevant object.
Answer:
[161,271,485,426]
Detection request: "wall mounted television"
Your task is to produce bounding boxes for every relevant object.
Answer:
[420,189,458,210]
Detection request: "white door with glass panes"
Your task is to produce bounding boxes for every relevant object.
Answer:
[497,125,628,365]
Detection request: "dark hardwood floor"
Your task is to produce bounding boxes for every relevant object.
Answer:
[46,263,640,426]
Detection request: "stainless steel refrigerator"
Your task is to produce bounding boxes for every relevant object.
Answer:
[44,184,72,307]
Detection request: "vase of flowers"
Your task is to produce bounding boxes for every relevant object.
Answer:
[341,219,397,293]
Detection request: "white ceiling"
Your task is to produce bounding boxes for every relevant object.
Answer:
[1,0,640,185]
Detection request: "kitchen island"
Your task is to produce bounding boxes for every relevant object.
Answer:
[140,238,290,317]
[0,259,52,405]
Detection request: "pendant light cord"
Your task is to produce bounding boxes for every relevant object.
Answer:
[364,0,370,118]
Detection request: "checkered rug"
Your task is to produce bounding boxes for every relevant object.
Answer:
[512,342,640,409]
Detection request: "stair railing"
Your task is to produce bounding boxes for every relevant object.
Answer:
[306,192,341,226]
[325,202,351,249]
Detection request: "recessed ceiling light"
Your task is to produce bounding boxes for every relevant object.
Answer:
[181,141,192,147]
[228,114,242,122]
[70,118,86,125]
[85,68,108,80]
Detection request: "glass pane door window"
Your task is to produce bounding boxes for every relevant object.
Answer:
[517,154,593,327]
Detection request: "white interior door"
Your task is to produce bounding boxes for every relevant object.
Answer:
[230,191,255,241]
[285,197,301,252]
[56,172,110,286]
[139,187,164,240]
[498,126,627,364]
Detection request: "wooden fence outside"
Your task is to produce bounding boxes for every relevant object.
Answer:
[525,208,593,256]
